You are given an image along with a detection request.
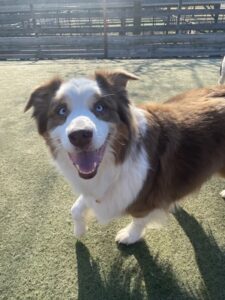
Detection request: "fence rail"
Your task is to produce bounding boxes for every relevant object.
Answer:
[0,0,225,59]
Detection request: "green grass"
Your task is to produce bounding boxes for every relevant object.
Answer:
[0,59,225,300]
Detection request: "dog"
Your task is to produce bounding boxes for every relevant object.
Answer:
[25,69,225,245]
[218,56,225,85]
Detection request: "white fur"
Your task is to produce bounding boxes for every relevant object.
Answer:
[55,107,149,224]
[220,190,225,198]
[49,78,161,243]
[51,78,109,153]
[115,209,168,245]
[71,195,88,237]
[218,56,225,85]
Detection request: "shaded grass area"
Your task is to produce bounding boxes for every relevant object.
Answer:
[0,59,225,300]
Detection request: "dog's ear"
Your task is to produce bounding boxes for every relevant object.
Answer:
[95,69,139,90]
[24,78,62,135]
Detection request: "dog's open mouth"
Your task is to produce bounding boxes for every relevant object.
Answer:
[68,141,107,179]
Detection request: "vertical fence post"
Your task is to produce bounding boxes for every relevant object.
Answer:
[30,3,37,36]
[176,0,182,34]
[166,6,171,35]
[213,3,220,33]
[30,2,39,59]
[133,1,141,35]
[103,0,108,58]
[120,10,126,36]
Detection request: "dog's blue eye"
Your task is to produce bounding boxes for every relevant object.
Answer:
[57,106,67,116]
[96,104,104,112]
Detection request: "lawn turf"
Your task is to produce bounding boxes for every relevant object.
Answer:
[0,59,225,300]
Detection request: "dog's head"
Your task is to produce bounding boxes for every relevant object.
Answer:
[25,70,138,179]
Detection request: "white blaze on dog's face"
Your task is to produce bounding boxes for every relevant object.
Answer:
[25,70,139,180]
[50,78,110,179]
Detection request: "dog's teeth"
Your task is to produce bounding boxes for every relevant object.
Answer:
[74,163,97,175]
[75,166,96,174]
[75,164,81,172]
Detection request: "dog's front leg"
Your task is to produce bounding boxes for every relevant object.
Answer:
[71,195,88,238]
[220,190,225,199]
[115,209,168,245]
[115,218,147,245]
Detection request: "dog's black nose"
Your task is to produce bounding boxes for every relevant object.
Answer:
[68,129,93,148]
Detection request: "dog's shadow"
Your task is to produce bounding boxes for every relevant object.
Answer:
[76,238,195,300]
[76,208,225,299]
[174,207,225,300]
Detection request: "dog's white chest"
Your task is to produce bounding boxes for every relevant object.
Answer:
[83,146,149,224]
[54,106,149,224]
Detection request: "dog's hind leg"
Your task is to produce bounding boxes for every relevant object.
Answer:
[115,209,168,245]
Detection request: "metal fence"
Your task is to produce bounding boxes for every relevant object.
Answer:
[0,0,225,59]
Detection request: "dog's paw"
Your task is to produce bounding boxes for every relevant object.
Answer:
[73,220,87,238]
[220,190,225,199]
[115,224,143,245]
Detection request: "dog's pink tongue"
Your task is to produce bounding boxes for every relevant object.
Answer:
[69,151,99,174]
[68,143,107,179]
[69,151,100,175]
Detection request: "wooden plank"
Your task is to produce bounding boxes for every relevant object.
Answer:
[0,44,225,54]
[124,22,225,33]
[0,0,223,10]
[0,52,104,60]
[0,27,105,36]
[107,33,225,45]
[0,0,223,6]
[108,48,225,58]
[0,5,224,26]
[0,13,33,25]
[0,5,30,13]
[0,36,104,47]
[0,3,132,12]
[1,34,224,51]
[0,53,103,60]
[106,8,225,19]
[0,0,105,4]
[0,10,124,26]
[1,21,224,37]
[142,0,224,7]
[1,7,224,24]
[1,41,223,57]
[107,43,225,53]
[140,8,225,18]
[0,47,104,53]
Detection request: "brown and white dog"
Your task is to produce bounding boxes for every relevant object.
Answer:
[25,70,225,245]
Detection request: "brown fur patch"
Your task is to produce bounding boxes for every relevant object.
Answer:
[219,167,225,178]
[47,98,69,131]
[111,122,131,164]
[95,69,139,91]
[94,70,139,164]
[25,78,62,135]
[127,86,225,217]
[43,132,58,158]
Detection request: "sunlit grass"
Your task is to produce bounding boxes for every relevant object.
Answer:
[0,59,224,300]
